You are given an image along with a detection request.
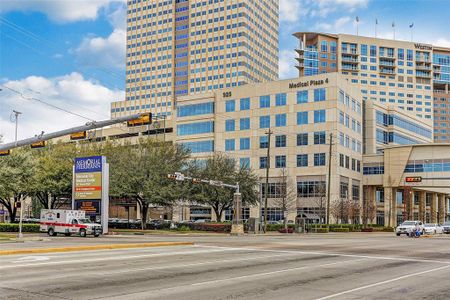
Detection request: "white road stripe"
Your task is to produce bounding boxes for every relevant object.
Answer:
[196,245,450,265]
[0,247,242,270]
[315,264,450,300]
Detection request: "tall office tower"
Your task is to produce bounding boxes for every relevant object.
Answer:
[111,0,279,120]
[293,32,450,143]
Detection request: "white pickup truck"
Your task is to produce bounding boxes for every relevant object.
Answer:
[395,220,424,236]
[40,209,102,237]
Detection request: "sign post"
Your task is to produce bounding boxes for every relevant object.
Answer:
[72,156,109,234]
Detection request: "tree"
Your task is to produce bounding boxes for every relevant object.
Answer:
[30,143,75,209]
[312,182,327,224]
[330,196,350,224]
[273,168,297,231]
[362,187,377,228]
[0,149,35,222]
[348,200,361,225]
[108,139,190,229]
[189,154,258,222]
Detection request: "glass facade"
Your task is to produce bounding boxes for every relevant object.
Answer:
[181,140,214,153]
[177,102,214,117]
[177,121,214,136]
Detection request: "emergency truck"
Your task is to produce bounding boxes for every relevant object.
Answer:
[40,209,102,237]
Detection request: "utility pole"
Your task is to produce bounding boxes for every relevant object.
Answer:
[264,129,273,233]
[12,110,22,146]
[326,133,333,226]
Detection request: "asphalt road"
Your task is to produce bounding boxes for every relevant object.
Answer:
[2,233,450,299]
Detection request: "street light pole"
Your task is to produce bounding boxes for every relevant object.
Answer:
[12,110,22,146]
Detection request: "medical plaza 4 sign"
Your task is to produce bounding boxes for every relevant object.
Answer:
[74,156,103,200]
[72,156,109,234]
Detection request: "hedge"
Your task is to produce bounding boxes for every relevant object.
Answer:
[183,223,231,233]
[266,224,295,231]
[330,227,350,232]
[0,223,40,233]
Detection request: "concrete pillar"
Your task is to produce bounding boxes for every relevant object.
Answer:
[419,191,426,222]
[438,194,445,224]
[430,193,438,223]
[231,193,244,235]
[446,197,449,222]
[384,187,396,227]
[405,189,413,220]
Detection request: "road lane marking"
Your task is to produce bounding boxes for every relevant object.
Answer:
[12,256,51,263]
[0,247,244,270]
[191,258,368,286]
[196,245,450,265]
[93,258,369,299]
[315,264,450,300]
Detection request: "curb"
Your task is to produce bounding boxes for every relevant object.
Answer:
[0,242,194,256]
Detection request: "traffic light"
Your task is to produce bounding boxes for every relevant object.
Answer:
[192,178,202,184]
[70,131,87,141]
[167,174,177,180]
[0,150,10,156]
[31,141,46,149]
[406,176,422,183]
[127,113,152,127]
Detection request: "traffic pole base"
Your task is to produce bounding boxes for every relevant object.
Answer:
[230,224,244,235]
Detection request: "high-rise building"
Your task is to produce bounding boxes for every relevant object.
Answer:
[293,32,450,142]
[111,0,279,120]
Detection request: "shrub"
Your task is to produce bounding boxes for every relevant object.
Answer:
[183,223,231,233]
[266,224,295,231]
[278,227,294,233]
[361,227,374,232]
[0,223,40,233]
[330,227,349,233]
[315,228,329,233]
[177,225,190,232]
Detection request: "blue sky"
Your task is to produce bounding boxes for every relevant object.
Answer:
[0,0,449,142]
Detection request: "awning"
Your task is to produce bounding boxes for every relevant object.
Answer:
[297,213,320,220]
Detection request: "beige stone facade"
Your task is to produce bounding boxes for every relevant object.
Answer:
[111,0,279,120]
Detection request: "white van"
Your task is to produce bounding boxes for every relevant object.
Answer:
[40,209,102,237]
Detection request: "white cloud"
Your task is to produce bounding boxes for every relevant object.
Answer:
[0,0,124,23]
[280,0,308,23]
[279,50,298,79]
[434,38,450,48]
[0,73,124,143]
[316,16,351,32]
[75,29,126,69]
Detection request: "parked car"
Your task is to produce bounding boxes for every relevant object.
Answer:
[395,220,424,236]
[423,223,444,234]
[443,222,450,234]
[194,219,210,223]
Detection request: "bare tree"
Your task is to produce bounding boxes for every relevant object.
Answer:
[348,200,361,225]
[331,196,350,224]
[273,168,297,231]
[312,182,327,224]
[362,187,377,228]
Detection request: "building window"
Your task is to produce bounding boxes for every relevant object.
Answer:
[177,102,214,117]
[240,158,250,169]
[314,110,326,123]
[240,138,250,150]
[340,182,349,198]
[181,140,214,153]
[314,153,326,166]
[259,157,268,169]
[225,139,235,151]
[297,111,308,125]
[260,116,270,128]
[314,88,326,101]
[275,155,286,168]
[352,185,360,201]
[225,119,235,132]
[225,100,235,112]
[275,135,286,147]
[177,121,214,136]
[297,154,308,167]
[240,118,250,130]
[297,133,308,146]
[240,97,250,110]
[314,131,326,144]
[260,95,270,108]
[275,114,286,127]
[297,181,326,197]
[297,90,308,103]
[261,183,286,198]
[260,136,268,148]
[275,93,287,106]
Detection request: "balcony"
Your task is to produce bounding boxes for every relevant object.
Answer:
[379,68,396,75]
[416,72,432,78]
[379,60,396,67]
[341,64,359,71]
[341,56,359,63]
[341,50,359,56]
[379,54,396,60]
[415,64,432,71]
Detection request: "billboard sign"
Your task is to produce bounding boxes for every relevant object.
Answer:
[75,200,101,216]
[74,156,103,200]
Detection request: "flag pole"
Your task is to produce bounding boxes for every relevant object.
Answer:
[375,19,378,38]
[392,21,396,40]
[356,16,359,36]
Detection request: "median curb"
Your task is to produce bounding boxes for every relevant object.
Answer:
[0,242,194,256]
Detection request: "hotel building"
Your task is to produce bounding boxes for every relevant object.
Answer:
[293,32,450,143]
[111,0,279,120]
